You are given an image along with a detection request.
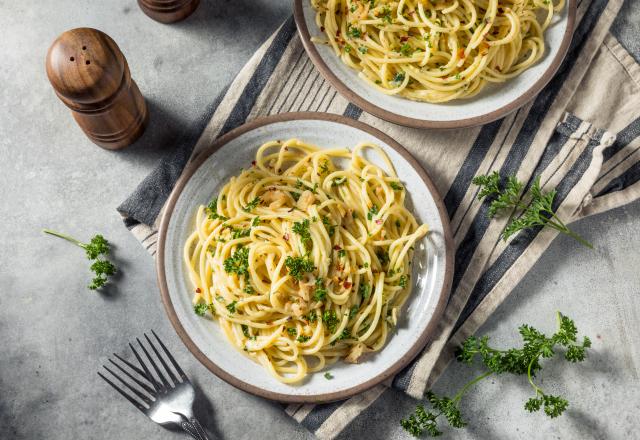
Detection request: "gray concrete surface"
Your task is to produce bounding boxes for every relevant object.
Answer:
[1,1,638,439]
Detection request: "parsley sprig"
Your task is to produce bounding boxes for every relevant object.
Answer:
[401,312,591,437]
[473,172,592,248]
[43,230,117,290]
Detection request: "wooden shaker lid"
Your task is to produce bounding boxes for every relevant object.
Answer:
[138,0,200,23]
[45,28,148,149]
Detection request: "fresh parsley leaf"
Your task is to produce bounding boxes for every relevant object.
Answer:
[292,219,312,252]
[287,327,297,336]
[399,274,408,288]
[251,216,261,227]
[322,216,335,237]
[206,196,228,221]
[223,246,250,278]
[473,173,592,247]
[322,310,339,333]
[338,249,346,258]
[324,372,334,380]
[390,181,403,191]
[313,277,327,301]
[193,303,208,316]
[347,25,362,39]
[226,301,237,314]
[243,285,255,295]
[402,312,591,436]
[332,176,347,187]
[391,72,405,86]
[242,324,250,338]
[297,335,311,343]
[400,43,413,56]
[367,205,379,220]
[307,310,318,322]
[285,256,315,280]
[43,230,117,291]
[358,283,371,300]
[358,46,368,54]
[242,197,260,212]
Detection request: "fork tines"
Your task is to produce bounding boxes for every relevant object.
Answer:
[98,330,187,412]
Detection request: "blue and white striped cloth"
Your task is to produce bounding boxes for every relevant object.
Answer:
[119,0,640,437]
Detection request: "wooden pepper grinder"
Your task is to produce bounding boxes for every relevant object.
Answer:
[46,28,148,150]
[138,0,200,23]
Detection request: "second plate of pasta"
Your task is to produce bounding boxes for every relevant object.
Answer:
[294,0,576,128]
[157,113,453,402]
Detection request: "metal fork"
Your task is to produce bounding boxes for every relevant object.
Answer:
[98,331,212,439]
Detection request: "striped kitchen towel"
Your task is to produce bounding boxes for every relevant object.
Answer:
[118,0,640,437]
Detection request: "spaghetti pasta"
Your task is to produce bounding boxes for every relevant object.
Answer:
[184,139,429,383]
[310,0,564,102]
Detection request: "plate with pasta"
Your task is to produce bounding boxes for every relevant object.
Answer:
[157,113,453,402]
[294,0,575,128]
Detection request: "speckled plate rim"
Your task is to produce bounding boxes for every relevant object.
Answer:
[156,112,454,403]
[293,0,576,129]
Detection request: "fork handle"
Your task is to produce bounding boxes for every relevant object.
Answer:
[180,416,211,440]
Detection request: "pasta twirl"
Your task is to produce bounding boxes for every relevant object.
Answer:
[310,0,564,103]
[184,139,428,383]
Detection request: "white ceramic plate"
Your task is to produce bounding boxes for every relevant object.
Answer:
[157,113,453,402]
[294,0,576,129]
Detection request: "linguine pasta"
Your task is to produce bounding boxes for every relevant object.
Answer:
[310,0,565,103]
[184,139,428,383]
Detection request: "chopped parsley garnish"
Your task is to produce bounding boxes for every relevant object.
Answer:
[297,335,311,343]
[390,181,403,191]
[367,205,379,220]
[376,249,390,266]
[349,305,359,320]
[223,246,250,278]
[285,256,315,280]
[243,285,255,295]
[295,179,318,194]
[313,278,327,301]
[338,249,346,258]
[399,274,408,288]
[455,73,462,80]
[241,324,250,338]
[292,219,312,251]
[307,310,318,322]
[347,26,362,39]
[251,216,261,227]
[319,160,330,175]
[358,46,368,54]
[344,44,353,53]
[381,5,392,23]
[287,327,297,336]
[363,262,369,268]
[337,329,351,340]
[193,303,208,316]
[400,43,413,56]
[231,227,250,240]
[332,176,347,186]
[291,191,301,202]
[391,72,406,85]
[206,197,228,221]
[322,310,339,333]
[226,300,238,314]
[322,216,335,237]
[242,197,260,212]
[359,283,371,300]
[324,372,334,380]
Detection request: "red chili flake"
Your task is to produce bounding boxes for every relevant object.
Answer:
[320,26,325,32]
[343,281,352,289]
[336,264,343,272]
[336,30,341,37]
[251,160,256,167]
[283,233,290,241]
[195,287,202,293]
[400,36,409,42]
[375,219,383,225]
[333,245,342,250]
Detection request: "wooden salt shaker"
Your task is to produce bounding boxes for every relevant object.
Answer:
[138,0,200,23]
[46,28,148,150]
